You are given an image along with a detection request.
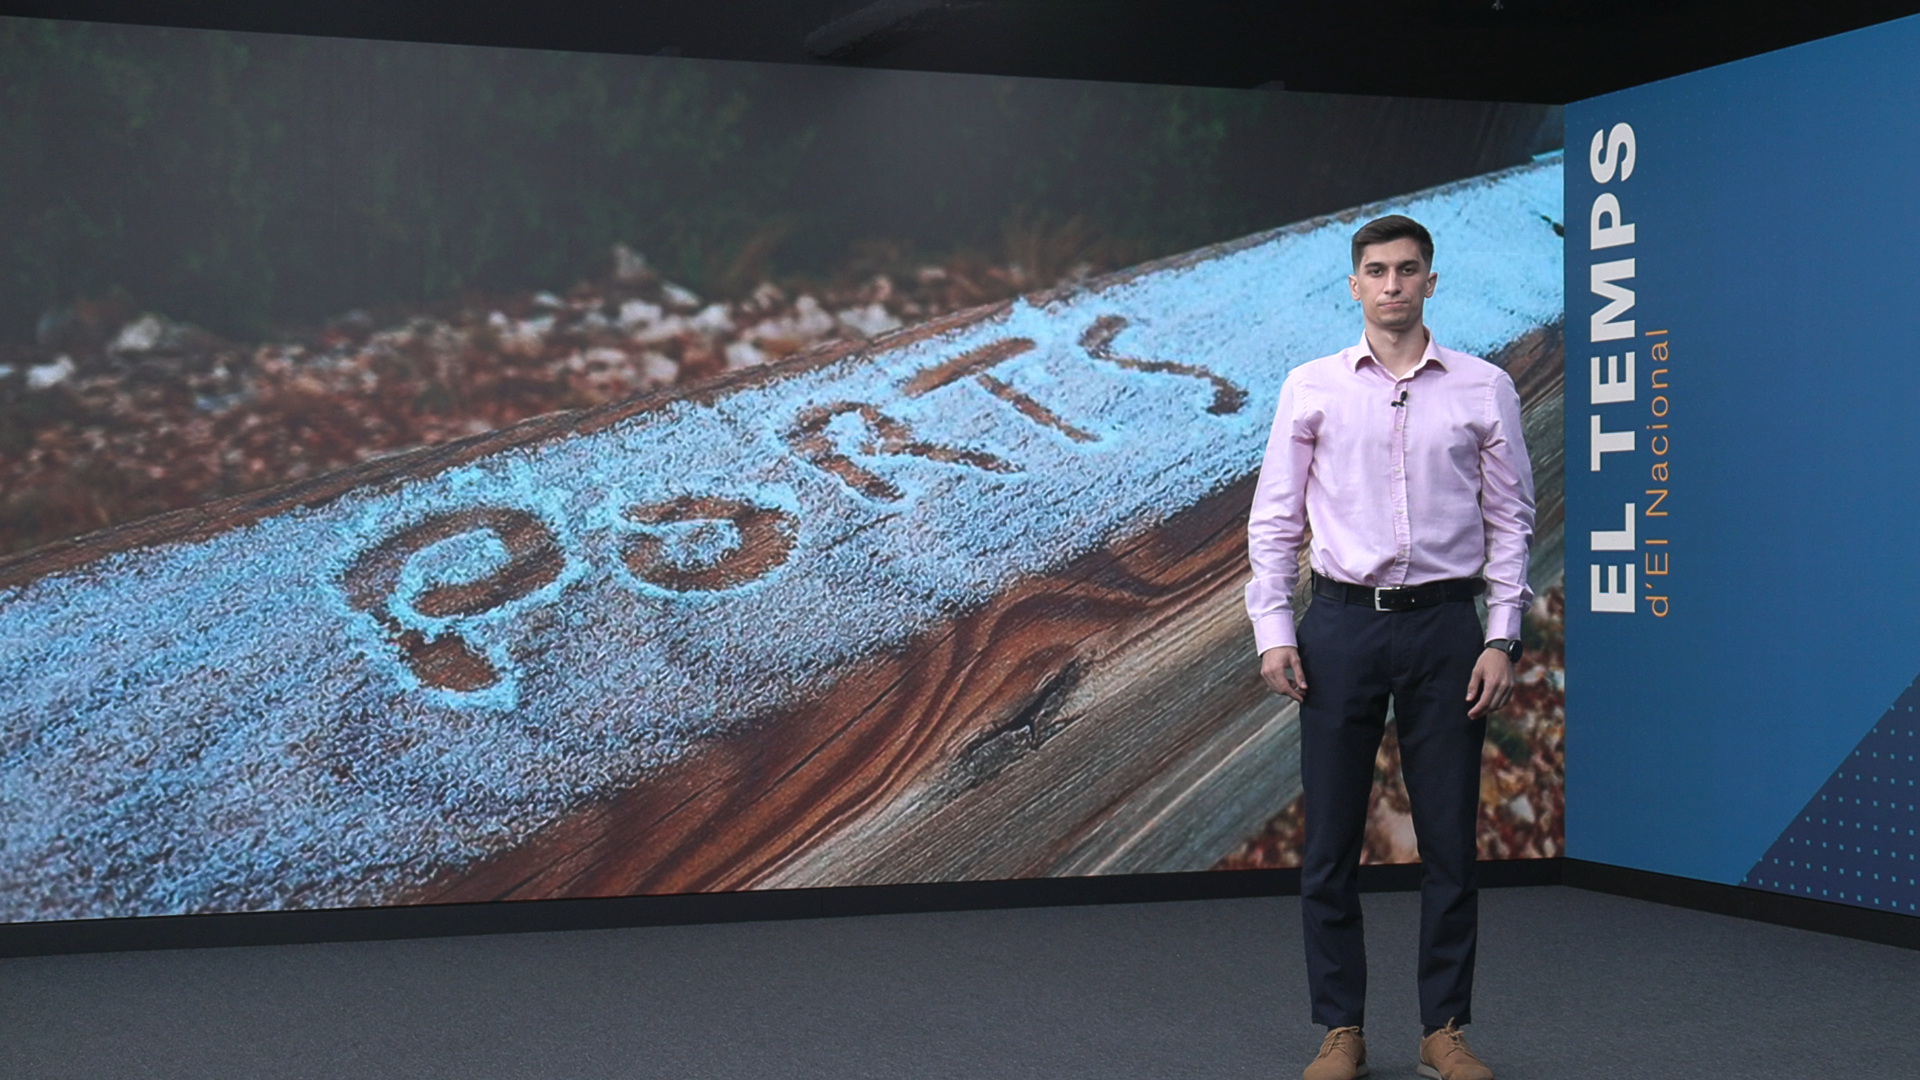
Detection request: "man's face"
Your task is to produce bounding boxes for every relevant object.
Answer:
[1348,237,1436,332]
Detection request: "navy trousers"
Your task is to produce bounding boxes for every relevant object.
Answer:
[1296,593,1487,1030]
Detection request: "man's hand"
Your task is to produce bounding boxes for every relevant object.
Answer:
[1261,646,1308,702]
[1465,648,1515,719]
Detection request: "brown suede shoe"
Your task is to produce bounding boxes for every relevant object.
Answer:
[1417,1020,1493,1080]
[1303,1025,1368,1080]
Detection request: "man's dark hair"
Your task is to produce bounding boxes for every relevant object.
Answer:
[1351,215,1434,270]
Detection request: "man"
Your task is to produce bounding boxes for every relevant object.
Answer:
[1245,215,1534,1080]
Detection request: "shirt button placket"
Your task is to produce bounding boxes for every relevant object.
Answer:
[1391,379,1411,582]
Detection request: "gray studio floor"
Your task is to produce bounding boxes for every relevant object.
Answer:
[2,886,1916,1080]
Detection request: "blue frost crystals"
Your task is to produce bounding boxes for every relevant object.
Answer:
[0,157,1565,922]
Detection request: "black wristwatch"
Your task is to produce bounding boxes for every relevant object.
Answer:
[1484,638,1522,663]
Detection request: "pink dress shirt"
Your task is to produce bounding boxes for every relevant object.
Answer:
[1245,329,1535,653]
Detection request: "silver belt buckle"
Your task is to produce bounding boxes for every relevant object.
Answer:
[1374,586,1396,611]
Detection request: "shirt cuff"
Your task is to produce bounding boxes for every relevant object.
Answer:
[1253,614,1297,654]
[1485,603,1523,643]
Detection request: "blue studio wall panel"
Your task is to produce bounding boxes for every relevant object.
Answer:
[1566,14,1920,912]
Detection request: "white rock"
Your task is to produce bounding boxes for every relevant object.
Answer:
[640,352,679,385]
[618,300,662,329]
[628,314,687,346]
[660,282,701,309]
[496,316,551,355]
[724,339,767,370]
[791,295,835,337]
[690,303,734,335]
[110,315,167,354]
[836,302,902,338]
[26,355,76,390]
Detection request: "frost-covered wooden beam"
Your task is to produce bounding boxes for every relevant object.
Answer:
[0,156,1564,922]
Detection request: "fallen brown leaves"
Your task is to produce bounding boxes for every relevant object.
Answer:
[0,246,1073,557]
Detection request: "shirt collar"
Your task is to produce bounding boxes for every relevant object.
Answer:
[1349,327,1447,374]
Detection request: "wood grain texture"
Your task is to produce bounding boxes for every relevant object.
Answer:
[0,157,1565,922]
[414,476,1283,900]
[413,321,1564,901]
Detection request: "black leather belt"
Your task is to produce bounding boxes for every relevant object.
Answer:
[1312,571,1484,612]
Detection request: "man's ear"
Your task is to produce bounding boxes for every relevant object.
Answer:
[1424,271,1438,298]
[1348,274,1361,301]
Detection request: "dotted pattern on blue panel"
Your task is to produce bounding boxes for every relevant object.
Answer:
[1743,678,1920,914]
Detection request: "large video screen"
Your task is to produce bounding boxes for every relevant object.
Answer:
[0,17,1565,922]
[1567,14,1920,917]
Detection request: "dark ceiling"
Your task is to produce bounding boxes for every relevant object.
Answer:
[3,0,1918,102]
